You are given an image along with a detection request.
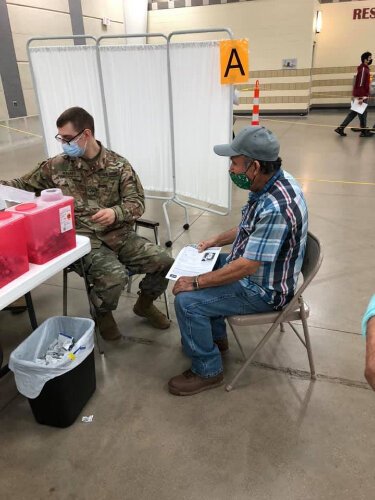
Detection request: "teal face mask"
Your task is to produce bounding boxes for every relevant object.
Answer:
[230,172,252,190]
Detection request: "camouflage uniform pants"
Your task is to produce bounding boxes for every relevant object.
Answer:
[77,232,173,313]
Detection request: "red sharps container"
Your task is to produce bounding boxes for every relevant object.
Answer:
[0,212,29,287]
[7,189,76,264]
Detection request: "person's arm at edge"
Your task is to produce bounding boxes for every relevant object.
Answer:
[363,295,375,390]
[365,318,375,390]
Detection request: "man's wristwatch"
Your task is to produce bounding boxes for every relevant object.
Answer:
[193,275,200,290]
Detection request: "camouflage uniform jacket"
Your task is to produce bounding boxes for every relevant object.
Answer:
[1,142,145,251]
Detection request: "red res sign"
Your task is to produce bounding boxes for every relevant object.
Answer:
[353,8,375,19]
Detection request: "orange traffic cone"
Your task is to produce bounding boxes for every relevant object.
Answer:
[251,80,260,126]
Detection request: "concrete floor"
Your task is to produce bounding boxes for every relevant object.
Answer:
[0,111,374,500]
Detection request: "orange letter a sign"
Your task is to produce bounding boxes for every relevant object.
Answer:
[220,39,249,84]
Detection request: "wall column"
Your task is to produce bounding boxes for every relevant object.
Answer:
[123,0,148,44]
[0,0,27,118]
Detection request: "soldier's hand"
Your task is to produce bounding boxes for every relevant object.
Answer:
[197,238,217,253]
[91,208,116,226]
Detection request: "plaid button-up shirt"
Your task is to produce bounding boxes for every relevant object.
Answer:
[227,169,308,309]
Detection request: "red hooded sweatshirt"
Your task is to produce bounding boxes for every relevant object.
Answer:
[353,63,370,98]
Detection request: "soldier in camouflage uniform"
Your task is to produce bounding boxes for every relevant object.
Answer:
[0,107,174,340]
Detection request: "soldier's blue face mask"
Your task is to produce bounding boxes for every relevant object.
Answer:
[55,129,87,157]
[62,141,86,157]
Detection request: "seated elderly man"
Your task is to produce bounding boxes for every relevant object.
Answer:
[169,126,308,396]
[0,107,173,341]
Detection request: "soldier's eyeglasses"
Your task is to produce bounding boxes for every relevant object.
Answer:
[55,129,85,145]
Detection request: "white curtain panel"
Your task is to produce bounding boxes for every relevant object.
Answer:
[170,41,232,209]
[123,0,148,45]
[29,46,107,158]
[99,44,173,192]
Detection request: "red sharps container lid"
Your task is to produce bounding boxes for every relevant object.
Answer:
[15,203,37,211]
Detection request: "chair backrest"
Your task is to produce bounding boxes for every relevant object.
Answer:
[271,231,323,322]
[299,231,323,297]
[226,231,323,327]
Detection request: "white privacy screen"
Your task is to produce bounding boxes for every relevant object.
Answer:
[170,41,232,208]
[30,41,231,209]
[29,45,107,157]
[99,44,173,192]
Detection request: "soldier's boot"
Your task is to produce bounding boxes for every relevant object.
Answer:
[133,293,171,330]
[96,311,122,341]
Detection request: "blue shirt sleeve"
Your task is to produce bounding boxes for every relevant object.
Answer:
[362,295,375,336]
[243,208,289,262]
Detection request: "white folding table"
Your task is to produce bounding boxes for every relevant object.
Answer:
[0,235,91,376]
[0,235,91,310]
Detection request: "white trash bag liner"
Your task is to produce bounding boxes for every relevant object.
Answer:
[9,316,95,399]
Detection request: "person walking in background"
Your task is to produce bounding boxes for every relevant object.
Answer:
[335,51,372,138]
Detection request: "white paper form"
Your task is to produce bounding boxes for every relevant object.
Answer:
[350,98,368,114]
[166,246,221,281]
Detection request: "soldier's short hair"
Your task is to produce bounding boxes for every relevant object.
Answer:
[56,107,95,135]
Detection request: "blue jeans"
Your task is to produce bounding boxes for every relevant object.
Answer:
[174,254,274,378]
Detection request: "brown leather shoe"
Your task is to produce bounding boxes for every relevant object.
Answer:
[96,311,122,341]
[168,369,224,396]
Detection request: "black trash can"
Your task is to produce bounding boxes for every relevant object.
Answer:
[10,316,96,428]
[28,350,96,428]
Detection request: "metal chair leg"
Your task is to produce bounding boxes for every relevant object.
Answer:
[227,322,247,361]
[226,321,281,392]
[163,290,170,319]
[128,221,169,317]
[300,301,316,379]
[126,275,133,293]
[78,258,104,355]
[63,267,68,316]
[25,292,38,329]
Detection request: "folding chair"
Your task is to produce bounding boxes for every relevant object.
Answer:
[226,231,323,392]
[63,257,104,354]
[126,218,170,319]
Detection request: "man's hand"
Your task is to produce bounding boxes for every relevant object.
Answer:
[91,208,116,226]
[197,238,217,253]
[172,277,195,296]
